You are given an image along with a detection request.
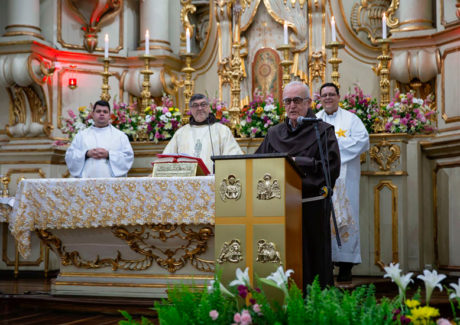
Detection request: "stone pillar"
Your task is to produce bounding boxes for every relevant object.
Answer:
[3,0,43,40]
[391,0,433,34]
[139,0,171,55]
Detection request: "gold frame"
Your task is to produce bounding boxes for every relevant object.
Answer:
[441,46,460,124]
[432,160,460,271]
[57,0,124,53]
[374,180,399,271]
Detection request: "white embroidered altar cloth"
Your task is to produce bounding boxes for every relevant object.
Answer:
[10,176,215,257]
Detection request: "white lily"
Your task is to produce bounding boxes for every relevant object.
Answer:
[417,269,447,305]
[229,267,250,287]
[397,272,413,295]
[449,278,460,300]
[383,262,402,283]
[207,279,234,297]
[266,266,294,288]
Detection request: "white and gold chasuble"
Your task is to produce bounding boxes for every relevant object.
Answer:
[65,125,134,178]
[163,123,243,173]
[317,108,370,264]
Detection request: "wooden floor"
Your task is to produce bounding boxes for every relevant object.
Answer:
[0,272,457,324]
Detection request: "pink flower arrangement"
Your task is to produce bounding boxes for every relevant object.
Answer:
[59,106,93,142]
[144,94,182,143]
[209,98,231,124]
[209,310,219,321]
[238,90,282,138]
[110,102,144,139]
[384,90,437,134]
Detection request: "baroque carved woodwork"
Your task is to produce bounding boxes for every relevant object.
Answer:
[37,224,215,273]
[369,140,401,171]
[65,0,123,53]
[350,0,392,44]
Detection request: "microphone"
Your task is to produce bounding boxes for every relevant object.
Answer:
[297,116,322,124]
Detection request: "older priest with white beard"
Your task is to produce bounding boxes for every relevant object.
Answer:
[65,100,134,178]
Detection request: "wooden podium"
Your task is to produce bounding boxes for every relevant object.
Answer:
[212,153,303,289]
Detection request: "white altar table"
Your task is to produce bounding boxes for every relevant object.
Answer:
[9,177,216,297]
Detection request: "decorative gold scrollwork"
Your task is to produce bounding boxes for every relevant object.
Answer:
[369,140,401,171]
[283,0,306,9]
[180,0,197,45]
[350,0,392,44]
[219,174,242,201]
[385,0,400,28]
[256,173,281,200]
[37,224,215,273]
[256,239,282,265]
[360,152,367,165]
[308,51,326,83]
[217,239,243,264]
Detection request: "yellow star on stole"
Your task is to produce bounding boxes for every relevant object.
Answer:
[336,128,347,137]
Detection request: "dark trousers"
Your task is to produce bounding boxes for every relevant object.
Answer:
[302,199,333,290]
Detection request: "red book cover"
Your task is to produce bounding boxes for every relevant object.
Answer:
[153,154,210,175]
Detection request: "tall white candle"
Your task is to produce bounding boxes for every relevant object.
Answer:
[104,34,109,59]
[283,21,288,44]
[382,13,387,39]
[331,16,336,42]
[145,29,150,55]
[186,28,191,53]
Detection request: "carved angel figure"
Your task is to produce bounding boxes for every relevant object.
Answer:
[219,174,242,201]
[257,173,281,200]
[256,239,282,264]
[217,239,243,264]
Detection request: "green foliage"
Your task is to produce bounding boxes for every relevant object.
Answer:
[120,276,401,325]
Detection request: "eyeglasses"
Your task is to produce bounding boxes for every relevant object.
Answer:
[190,102,209,109]
[320,93,338,98]
[283,97,310,105]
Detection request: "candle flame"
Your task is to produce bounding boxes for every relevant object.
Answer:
[146,29,149,38]
[331,16,335,24]
[104,34,108,42]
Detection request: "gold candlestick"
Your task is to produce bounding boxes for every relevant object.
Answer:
[377,39,392,107]
[1,175,10,197]
[179,53,196,125]
[137,54,155,141]
[99,58,112,102]
[228,42,244,133]
[276,44,294,89]
[325,41,345,89]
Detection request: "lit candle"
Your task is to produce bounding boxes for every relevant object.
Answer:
[382,13,387,39]
[283,21,288,44]
[145,29,150,55]
[331,16,336,42]
[104,34,109,59]
[186,27,191,53]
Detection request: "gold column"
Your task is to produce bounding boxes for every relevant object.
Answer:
[1,175,10,197]
[276,44,294,89]
[180,53,196,125]
[228,42,244,133]
[99,58,112,102]
[325,41,345,89]
[377,39,392,107]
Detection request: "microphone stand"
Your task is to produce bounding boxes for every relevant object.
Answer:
[311,120,341,248]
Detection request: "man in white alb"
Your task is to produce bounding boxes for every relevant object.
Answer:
[163,94,242,173]
[316,83,369,283]
[65,100,134,178]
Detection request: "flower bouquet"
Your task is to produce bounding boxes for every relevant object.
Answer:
[238,90,283,138]
[110,102,145,140]
[144,94,182,143]
[384,90,437,134]
[209,98,231,125]
[59,106,93,142]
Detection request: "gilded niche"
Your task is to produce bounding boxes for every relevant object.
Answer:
[256,239,282,265]
[217,239,243,264]
[219,174,242,201]
[350,0,392,44]
[256,173,281,200]
[369,140,401,171]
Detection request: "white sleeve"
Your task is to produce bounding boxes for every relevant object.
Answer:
[338,115,370,164]
[65,132,86,178]
[107,132,134,177]
[220,125,243,155]
[162,132,179,154]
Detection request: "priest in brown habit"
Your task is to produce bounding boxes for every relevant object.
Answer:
[256,81,341,289]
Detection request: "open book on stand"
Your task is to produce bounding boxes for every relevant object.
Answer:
[151,154,210,177]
